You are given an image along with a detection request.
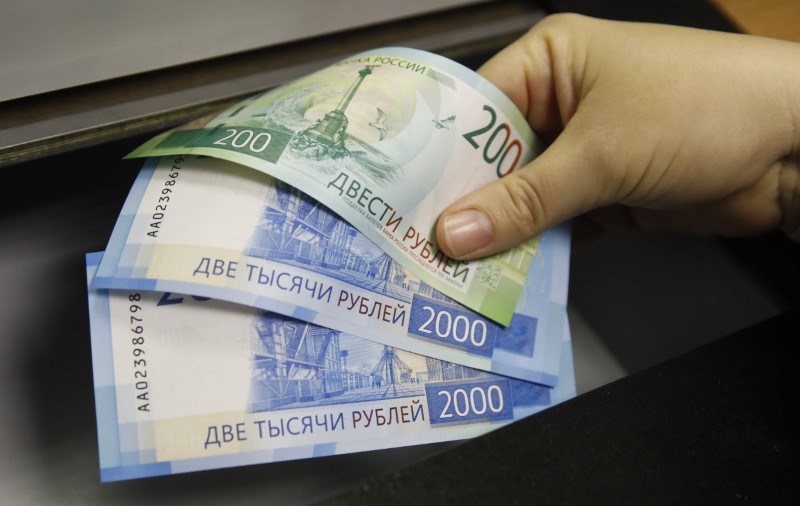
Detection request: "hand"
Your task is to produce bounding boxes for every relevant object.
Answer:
[436,14,800,259]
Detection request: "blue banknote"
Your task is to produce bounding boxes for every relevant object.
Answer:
[93,156,571,385]
[87,252,575,482]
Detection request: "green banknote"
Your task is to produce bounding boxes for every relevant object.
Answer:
[126,47,542,325]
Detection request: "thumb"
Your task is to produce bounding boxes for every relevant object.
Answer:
[436,128,605,259]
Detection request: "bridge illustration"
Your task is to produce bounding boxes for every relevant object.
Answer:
[248,312,482,412]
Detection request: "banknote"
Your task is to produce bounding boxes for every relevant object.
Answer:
[86,252,575,482]
[125,47,543,324]
[93,156,571,385]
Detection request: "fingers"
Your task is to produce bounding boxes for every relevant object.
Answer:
[435,16,600,260]
[630,177,784,237]
[436,128,605,259]
[476,14,583,137]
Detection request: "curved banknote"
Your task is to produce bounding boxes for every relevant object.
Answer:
[125,47,542,325]
[93,156,570,385]
[86,253,575,482]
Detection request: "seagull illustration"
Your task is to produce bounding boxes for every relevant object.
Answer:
[432,115,456,129]
[369,107,388,141]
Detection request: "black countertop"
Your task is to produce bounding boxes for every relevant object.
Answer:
[323,309,799,505]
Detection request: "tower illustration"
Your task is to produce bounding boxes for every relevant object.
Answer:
[295,65,379,157]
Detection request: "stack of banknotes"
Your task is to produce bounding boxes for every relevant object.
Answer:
[86,47,575,482]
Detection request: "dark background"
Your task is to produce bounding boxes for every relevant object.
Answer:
[1,1,797,504]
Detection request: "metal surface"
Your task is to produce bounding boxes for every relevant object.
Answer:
[0,0,495,102]
[0,1,543,167]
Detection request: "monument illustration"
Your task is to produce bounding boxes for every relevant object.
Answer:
[292,65,380,159]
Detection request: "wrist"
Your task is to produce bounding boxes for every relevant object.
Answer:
[774,42,800,241]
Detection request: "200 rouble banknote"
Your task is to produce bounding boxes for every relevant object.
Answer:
[126,47,543,325]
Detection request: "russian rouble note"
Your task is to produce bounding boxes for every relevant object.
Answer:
[125,47,543,325]
[93,156,571,385]
[86,252,575,482]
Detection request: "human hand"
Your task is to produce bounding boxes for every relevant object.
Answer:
[436,14,800,259]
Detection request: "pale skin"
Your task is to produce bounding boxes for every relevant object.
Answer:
[436,14,800,260]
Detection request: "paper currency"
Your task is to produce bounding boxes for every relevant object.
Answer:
[125,47,542,324]
[93,156,571,385]
[86,252,575,482]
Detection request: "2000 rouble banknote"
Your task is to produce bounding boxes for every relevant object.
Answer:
[93,156,571,385]
[87,252,575,482]
[126,47,543,325]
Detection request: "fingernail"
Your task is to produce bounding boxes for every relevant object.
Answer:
[442,209,494,258]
